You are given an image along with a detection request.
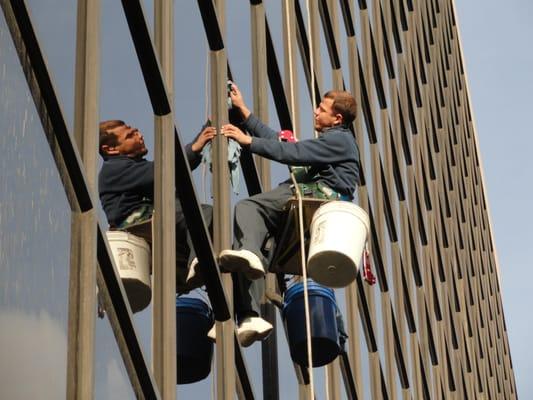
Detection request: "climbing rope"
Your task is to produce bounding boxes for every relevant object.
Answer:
[284,0,319,395]
[290,170,315,396]
[283,0,316,397]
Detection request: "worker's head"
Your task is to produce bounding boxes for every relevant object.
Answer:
[99,120,148,159]
[314,90,357,132]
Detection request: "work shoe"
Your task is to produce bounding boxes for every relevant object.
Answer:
[237,316,273,347]
[185,258,204,290]
[219,249,265,280]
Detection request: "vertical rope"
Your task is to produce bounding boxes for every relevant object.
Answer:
[290,173,315,399]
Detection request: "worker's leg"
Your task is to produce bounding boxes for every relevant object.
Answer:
[232,274,272,347]
[233,273,263,320]
[175,200,213,291]
[233,183,292,264]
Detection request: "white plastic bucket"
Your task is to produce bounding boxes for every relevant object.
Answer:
[106,231,151,312]
[307,201,369,288]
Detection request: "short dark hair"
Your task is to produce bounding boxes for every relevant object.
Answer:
[99,120,125,157]
[324,90,357,126]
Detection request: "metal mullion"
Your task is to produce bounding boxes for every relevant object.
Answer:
[292,0,321,107]
[282,0,301,138]
[206,1,237,398]
[338,3,366,397]
[448,54,497,399]
[66,0,100,398]
[389,3,428,397]
[382,40,414,400]
[425,12,465,396]
[465,239,490,398]
[414,2,457,397]
[369,1,404,397]
[152,1,177,396]
[248,2,279,399]
[316,0,344,91]
[381,8,422,399]
[397,23,435,400]
[357,5,395,399]
[445,5,515,395]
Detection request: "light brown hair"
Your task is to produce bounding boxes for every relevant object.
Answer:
[324,90,357,126]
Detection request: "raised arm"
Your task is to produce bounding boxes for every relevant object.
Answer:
[185,123,216,170]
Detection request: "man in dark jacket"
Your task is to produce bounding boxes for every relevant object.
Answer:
[98,120,215,291]
[98,120,275,347]
[218,84,360,341]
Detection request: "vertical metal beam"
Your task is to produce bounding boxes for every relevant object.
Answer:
[326,358,342,400]
[152,0,177,397]
[208,1,236,398]
[338,1,364,398]
[249,2,279,399]
[66,1,100,398]
[250,0,271,185]
[282,0,300,137]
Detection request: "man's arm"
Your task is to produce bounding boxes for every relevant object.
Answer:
[228,82,280,141]
[223,125,357,166]
[251,133,357,166]
[185,123,216,170]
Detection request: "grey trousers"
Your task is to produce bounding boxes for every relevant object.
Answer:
[232,183,293,319]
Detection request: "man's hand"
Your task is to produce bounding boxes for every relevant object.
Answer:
[228,83,251,120]
[191,126,216,152]
[222,124,252,146]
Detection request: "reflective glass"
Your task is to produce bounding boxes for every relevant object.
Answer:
[0,11,70,399]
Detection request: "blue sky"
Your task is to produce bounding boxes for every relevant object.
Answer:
[456,1,533,397]
[7,0,531,398]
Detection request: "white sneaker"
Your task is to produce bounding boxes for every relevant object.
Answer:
[237,316,273,347]
[185,258,203,289]
[219,249,265,280]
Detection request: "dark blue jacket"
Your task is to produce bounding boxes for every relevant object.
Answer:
[98,143,201,227]
[243,114,360,198]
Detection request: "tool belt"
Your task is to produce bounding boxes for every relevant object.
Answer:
[291,181,349,201]
[118,204,154,229]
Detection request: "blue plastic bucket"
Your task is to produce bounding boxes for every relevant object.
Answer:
[282,281,340,367]
[176,297,214,384]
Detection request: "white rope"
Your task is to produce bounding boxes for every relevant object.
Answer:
[290,172,315,399]
[285,0,317,396]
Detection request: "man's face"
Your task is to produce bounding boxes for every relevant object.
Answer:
[313,97,342,132]
[107,124,148,158]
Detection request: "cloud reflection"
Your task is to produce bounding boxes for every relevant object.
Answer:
[0,308,67,399]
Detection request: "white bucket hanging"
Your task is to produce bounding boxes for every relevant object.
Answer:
[307,201,370,288]
[106,230,151,312]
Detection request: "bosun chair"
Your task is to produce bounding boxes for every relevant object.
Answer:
[265,196,329,296]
